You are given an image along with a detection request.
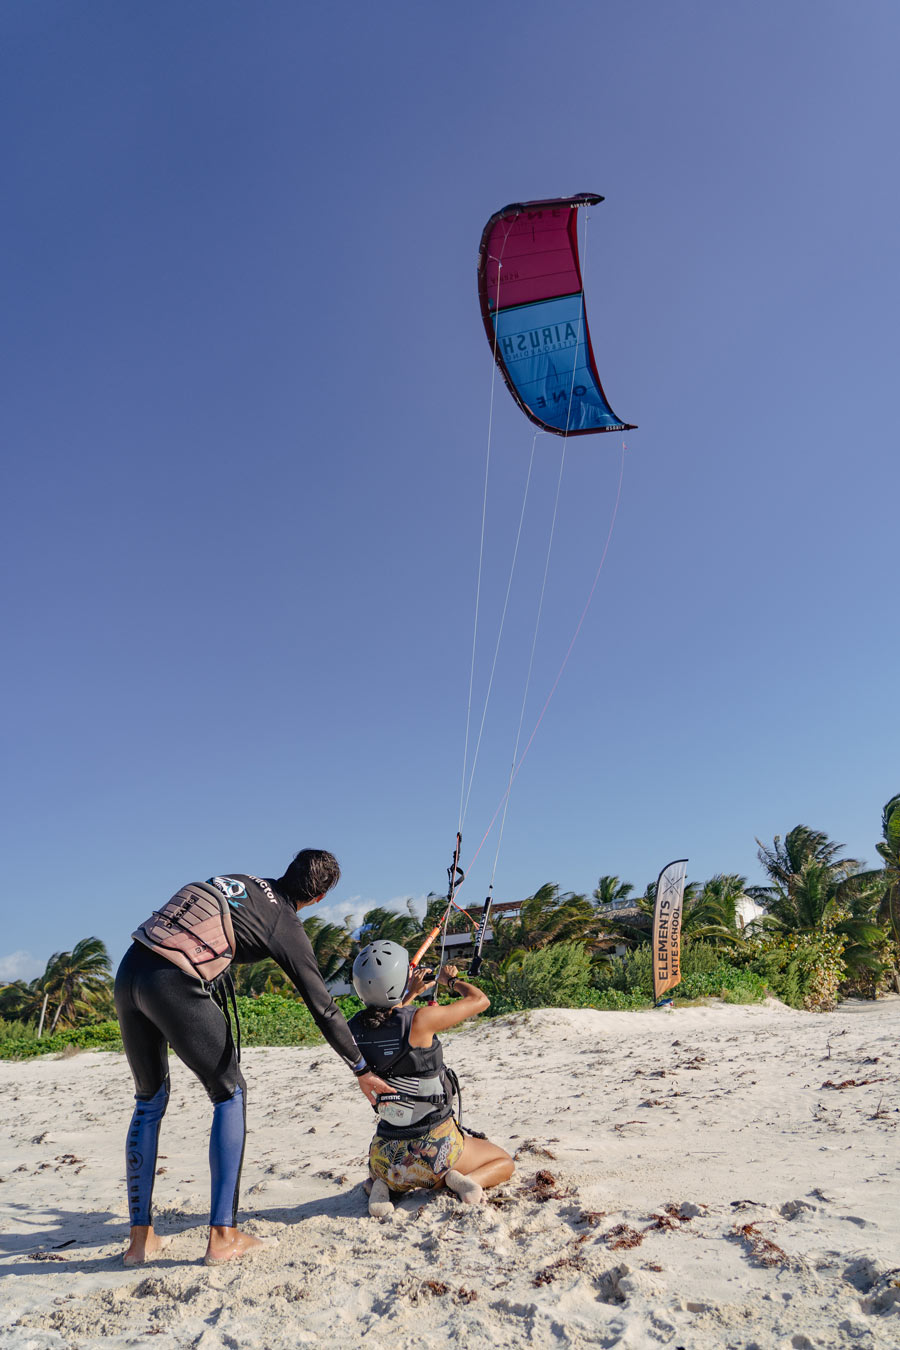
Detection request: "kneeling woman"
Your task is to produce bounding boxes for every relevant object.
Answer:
[349,941,514,1216]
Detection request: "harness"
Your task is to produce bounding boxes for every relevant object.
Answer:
[132,880,242,1060]
[350,1007,485,1139]
[132,881,237,981]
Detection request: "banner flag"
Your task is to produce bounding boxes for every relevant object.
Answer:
[652,859,688,1003]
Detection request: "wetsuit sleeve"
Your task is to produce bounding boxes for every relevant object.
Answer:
[267,910,363,1069]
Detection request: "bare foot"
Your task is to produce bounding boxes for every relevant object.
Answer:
[203,1227,277,1266]
[368,1178,393,1219]
[444,1169,484,1205]
[123,1227,172,1266]
[362,1177,374,1196]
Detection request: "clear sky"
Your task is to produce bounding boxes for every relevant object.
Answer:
[3,1,898,980]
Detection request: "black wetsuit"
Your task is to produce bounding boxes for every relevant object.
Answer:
[114,874,362,1227]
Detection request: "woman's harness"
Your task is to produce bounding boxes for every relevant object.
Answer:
[350,1007,484,1139]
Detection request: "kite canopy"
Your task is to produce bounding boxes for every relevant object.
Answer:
[477,194,635,436]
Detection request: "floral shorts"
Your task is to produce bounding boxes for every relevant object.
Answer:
[368,1116,465,1193]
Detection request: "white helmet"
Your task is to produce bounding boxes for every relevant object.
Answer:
[352,940,410,1007]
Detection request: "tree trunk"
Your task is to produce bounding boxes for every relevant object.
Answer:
[50,1002,63,1034]
[37,992,49,1038]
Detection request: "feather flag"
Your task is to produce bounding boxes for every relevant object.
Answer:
[652,859,688,1004]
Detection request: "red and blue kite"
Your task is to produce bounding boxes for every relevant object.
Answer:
[477,193,635,436]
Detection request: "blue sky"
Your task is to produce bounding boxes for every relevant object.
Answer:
[3,2,898,980]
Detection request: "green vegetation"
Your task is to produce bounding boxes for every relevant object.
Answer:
[747,928,846,1011]
[481,941,594,1014]
[2,793,897,1058]
[589,939,766,1007]
[236,992,364,1047]
[0,1016,123,1060]
[0,936,115,1052]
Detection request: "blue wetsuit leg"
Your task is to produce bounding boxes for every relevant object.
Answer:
[209,1081,247,1228]
[125,1081,169,1226]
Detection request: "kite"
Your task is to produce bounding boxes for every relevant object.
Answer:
[477,193,635,436]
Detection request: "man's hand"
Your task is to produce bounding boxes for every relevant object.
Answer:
[356,1071,391,1106]
[437,963,459,987]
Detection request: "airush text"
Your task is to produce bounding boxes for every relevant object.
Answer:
[500,321,581,361]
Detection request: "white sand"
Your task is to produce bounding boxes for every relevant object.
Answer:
[1,997,898,1349]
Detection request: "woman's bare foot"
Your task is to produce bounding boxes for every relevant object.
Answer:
[368,1178,393,1218]
[203,1227,277,1265]
[444,1169,484,1205]
[123,1226,172,1266]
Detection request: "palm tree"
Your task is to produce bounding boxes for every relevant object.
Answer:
[417,891,482,938]
[602,875,751,952]
[593,875,634,907]
[230,916,353,995]
[749,826,859,905]
[41,938,113,1033]
[682,874,747,946]
[752,827,888,990]
[300,915,353,983]
[759,858,851,931]
[489,884,601,962]
[848,795,900,993]
[231,958,296,997]
[355,903,422,948]
[0,978,48,1026]
[602,880,701,948]
[875,794,900,949]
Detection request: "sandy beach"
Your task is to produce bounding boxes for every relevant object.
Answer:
[1,997,898,1349]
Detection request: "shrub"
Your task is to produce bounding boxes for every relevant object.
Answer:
[748,929,845,1011]
[0,1017,40,1049]
[0,1019,123,1060]
[587,988,653,1011]
[592,941,766,1006]
[593,945,654,996]
[680,941,746,977]
[236,992,367,1047]
[485,942,593,1013]
[675,965,767,1004]
[236,993,327,1047]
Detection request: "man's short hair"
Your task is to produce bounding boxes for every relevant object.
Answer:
[279,848,340,904]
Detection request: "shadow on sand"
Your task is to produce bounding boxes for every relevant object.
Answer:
[0,1179,433,1277]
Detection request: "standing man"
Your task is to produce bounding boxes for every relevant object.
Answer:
[114,848,387,1265]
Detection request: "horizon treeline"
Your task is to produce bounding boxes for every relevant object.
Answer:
[2,794,898,1045]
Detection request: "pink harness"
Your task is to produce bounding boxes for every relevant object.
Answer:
[132,882,237,982]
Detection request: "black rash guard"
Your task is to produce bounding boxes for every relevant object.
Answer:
[207,873,362,1068]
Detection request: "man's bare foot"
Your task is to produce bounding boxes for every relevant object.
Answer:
[362,1177,374,1196]
[368,1178,393,1218]
[203,1227,277,1266]
[123,1226,171,1266]
[444,1169,484,1205]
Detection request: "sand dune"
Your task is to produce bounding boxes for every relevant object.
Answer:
[1,997,898,1348]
